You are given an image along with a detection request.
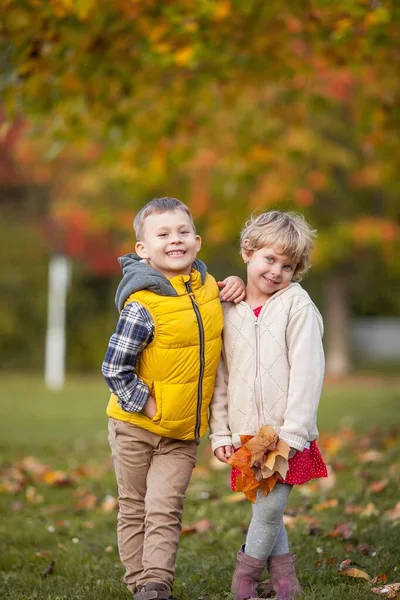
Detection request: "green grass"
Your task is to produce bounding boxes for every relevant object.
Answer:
[0,375,399,600]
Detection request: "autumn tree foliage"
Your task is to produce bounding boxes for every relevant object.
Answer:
[1,0,400,374]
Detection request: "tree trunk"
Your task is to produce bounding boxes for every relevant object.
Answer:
[324,273,351,378]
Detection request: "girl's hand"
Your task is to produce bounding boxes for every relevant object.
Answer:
[214,445,233,463]
[289,447,297,459]
[142,395,157,419]
[218,276,246,304]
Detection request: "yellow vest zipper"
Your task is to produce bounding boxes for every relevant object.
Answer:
[185,280,205,442]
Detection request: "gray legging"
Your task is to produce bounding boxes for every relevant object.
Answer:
[244,483,292,560]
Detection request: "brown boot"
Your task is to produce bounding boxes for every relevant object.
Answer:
[268,553,302,600]
[133,582,172,600]
[231,546,266,600]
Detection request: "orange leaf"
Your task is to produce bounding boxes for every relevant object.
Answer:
[339,566,371,581]
[222,493,246,503]
[360,502,379,517]
[246,425,278,468]
[371,583,400,598]
[386,502,400,521]
[100,495,118,513]
[42,470,73,486]
[313,498,338,511]
[181,519,215,535]
[75,493,97,511]
[328,521,353,539]
[35,550,52,558]
[367,479,389,493]
[373,574,389,585]
[358,450,384,464]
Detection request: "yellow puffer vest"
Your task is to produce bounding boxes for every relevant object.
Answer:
[106,269,223,441]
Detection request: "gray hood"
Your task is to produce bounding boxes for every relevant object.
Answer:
[115,253,208,312]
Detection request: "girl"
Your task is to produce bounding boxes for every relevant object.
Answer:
[210,211,327,600]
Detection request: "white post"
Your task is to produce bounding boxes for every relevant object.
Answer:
[45,255,71,391]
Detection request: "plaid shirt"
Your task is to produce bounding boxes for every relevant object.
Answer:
[102,302,154,412]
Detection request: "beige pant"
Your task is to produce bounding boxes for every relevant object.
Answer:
[108,418,197,593]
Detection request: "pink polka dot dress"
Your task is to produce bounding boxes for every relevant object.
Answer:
[230,306,328,491]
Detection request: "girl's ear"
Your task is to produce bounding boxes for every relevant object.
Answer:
[241,242,252,264]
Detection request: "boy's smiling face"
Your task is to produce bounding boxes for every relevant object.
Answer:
[135,209,201,279]
[242,245,297,304]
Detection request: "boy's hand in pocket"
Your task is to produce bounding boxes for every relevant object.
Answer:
[142,396,157,419]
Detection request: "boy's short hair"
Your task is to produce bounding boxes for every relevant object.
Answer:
[240,211,317,281]
[134,197,196,241]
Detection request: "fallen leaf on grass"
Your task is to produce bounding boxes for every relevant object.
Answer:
[358,450,384,464]
[372,574,388,585]
[339,559,371,581]
[100,494,118,513]
[181,526,197,535]
[74,487,97,510]
[192,465,211,478]
[222,492,246,503]
[318,465,336,491]
[42,470,73,486]
[74,493,97,511]
[40,504,67,515]
[35,550,52,558]
[26,486,44,504]
[360,502,379,517]
[318,433,343,457]
[345,504,363,515]
[313,498,338,511]
[339,566,371,581]
[283,515,297,528]
[309,526,322,536]
[357,544,371,555]
[371,583,400,598]
[40,560,55,578]
[328,521,353,539]
[367,479,389,493]
[19,456,49,476]
[316,556,338,566]
[181,519,215,536]
[385,502,400,521]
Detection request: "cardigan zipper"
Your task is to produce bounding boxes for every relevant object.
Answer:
[185,280,205,442]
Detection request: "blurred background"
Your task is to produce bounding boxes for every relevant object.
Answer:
[1,0,400,385]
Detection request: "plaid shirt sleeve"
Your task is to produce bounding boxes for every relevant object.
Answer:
[101,301,154,413]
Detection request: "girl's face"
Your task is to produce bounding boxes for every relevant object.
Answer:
[242,245,297,303]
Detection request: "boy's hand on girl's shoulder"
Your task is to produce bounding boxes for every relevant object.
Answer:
[142,395,157,419]
[217,277,246,304]
[214,445,233,463]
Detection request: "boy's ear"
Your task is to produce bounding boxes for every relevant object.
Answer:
[195,234,202,253]
[135,240,148,259]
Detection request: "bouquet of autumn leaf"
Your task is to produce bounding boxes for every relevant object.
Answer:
[228,425,290,503]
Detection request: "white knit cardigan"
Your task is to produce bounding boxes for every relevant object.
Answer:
[209,282,325,453]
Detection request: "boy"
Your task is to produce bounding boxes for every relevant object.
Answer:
[102,197,243,600]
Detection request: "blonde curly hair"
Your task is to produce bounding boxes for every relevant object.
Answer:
[240,211,317,281]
